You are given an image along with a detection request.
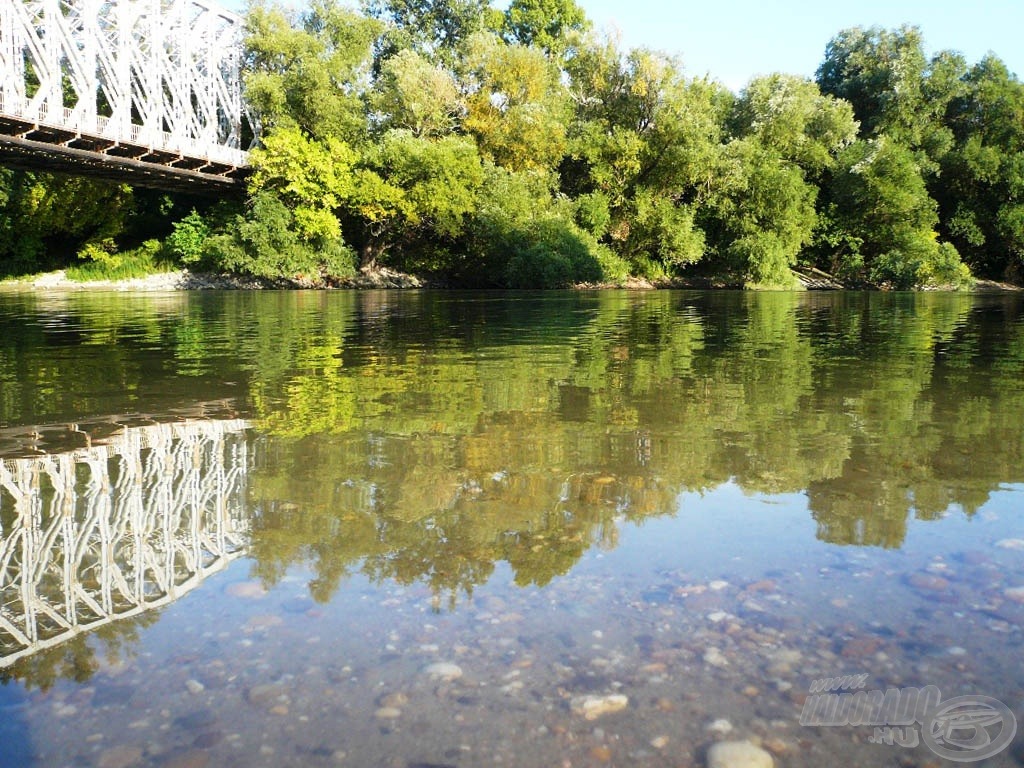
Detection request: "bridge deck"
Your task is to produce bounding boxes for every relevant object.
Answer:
[0,116,247,194]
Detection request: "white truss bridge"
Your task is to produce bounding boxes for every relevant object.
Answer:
[0,417,251,668]
[0,0,254,193]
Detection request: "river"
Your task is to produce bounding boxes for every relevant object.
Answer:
[1,289,1022,767]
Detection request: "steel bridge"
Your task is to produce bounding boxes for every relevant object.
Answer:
[0,417,251,668]
[0,0,254,193]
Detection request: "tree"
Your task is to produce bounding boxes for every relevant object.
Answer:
[248,125,356,244]
[700,138,818,287]
[815,26,959,172]
[362,0,494,69]
[702,75,858,286]
[0,170,132,275]
[825,138,970,287]
[371,48,464,137]
[564,39,726,275]
[502,0,591,60]
[463,32,571,173]
[244,0,381,141]
[938,55,1024,279]
[816,26,929,144]
[346,130,485,269]
[729,74,857,175]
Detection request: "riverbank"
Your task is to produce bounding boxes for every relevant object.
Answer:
[1,267,428,291]
[2,268,1021,292]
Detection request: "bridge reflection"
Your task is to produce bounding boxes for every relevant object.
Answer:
[0,418,250,669]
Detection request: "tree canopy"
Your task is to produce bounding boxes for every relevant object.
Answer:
[3,6,1022,289]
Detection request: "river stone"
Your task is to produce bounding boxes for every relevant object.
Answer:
[377,692,409,708]
[704,647,729,668]
[422,662,463,681]
[906,572,949,592]
[192,731,224,749]
[163,750,210,768]
[570,694,629,720]
[996,539,1024,550]
[246,683,288,707]
[706,718,733,734]
[707,740,774,768]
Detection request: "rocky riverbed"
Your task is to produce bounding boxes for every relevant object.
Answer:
[7,512,1024,768]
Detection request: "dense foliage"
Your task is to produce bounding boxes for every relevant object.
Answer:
[2,3,1023,288]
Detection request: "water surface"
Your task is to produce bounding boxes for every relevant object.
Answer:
[1,290,1022,767]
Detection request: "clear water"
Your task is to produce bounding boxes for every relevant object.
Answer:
[1,289,1022,767]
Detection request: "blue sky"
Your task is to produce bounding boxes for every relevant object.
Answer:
[575,0,1024,90]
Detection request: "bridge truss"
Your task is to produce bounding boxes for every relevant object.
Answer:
[0,0,254,192]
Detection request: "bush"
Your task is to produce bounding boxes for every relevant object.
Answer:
[167,210,211,266]
[917,241,974,289]
[504,217,614,288]
[206,191,357,282]
[66,240,173,281]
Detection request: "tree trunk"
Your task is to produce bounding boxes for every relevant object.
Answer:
[360,236,385,273]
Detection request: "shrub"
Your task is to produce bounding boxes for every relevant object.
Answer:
[167,210,211,266]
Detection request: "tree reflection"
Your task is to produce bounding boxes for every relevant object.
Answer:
[3,290,1024,688]
[241,290,1024,601]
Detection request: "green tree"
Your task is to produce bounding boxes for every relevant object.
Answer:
[815,26,958,171]
[703,138,818,287]
[502,0,591,60]
[371,48,464,137]
[362,0,493,69]
[347,130,485,269]
[825,138,970,287]
[705,74,857,286]
[244,0,381,141]
[729,74,857,174]
[564,39,726,275]
[0,170,132,275]
[463,32,571,172]
[938,55,1024,280]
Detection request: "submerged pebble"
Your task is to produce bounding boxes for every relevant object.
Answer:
[907,573,949,592]
[97,746,143,768]
[1003,586,1024,603]
[706,718,733,735]
[225,581,266,599]
[422,662,463,680]
[706,740,774,768]
[995,539,1024,550]
[570,694,629,720]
